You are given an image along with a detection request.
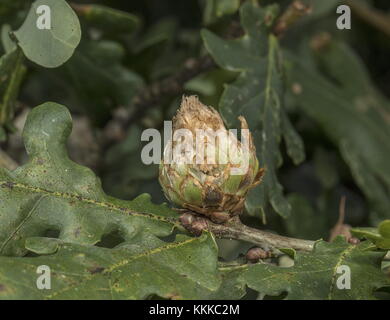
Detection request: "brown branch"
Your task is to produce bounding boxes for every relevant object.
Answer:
[180,213,314,252]
[346,0,390,38]
[273,0,312,37]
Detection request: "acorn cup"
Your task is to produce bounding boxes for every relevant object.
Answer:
[159,96,264,223]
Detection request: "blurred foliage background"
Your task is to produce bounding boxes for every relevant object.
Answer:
[0,0,389,261]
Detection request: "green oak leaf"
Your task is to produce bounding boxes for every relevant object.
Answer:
[1,24,16,53]
[0,46,26,132]
[0,102,178,257]
[202,1,305,219]
[224,237,390,300]
[352,220,390,250]
[14,0,81,68]
[73,4,140,34]
[203,0,241,25]
[287,40,390,223]
[0,233,231,300]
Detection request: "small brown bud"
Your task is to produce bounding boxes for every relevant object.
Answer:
[291,82,303,95]
[179,212,195,227]
[310,32,332,51]
[179,213,208,236]
[348,237,360,245]
[209,211,231,224]
[191,218,209,236]
[246,247,271,262]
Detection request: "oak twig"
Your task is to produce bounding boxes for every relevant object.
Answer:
[180,213,314,252]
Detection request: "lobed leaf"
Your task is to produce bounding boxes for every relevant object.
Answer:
[287,40,390,223]
[0,102,249,300]
[202,2,305,219]
[0,46,25,134]
[225,238,390,300]
[14,0,81,68]
[0,233,227,300]
[0,102,177,257]
[352,220,390,250]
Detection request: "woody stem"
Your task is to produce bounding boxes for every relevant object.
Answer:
[179,213,315,252]
[209,218,315,252]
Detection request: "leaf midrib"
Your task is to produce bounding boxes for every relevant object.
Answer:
[43,236,212,299]
[0,180,178,226]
